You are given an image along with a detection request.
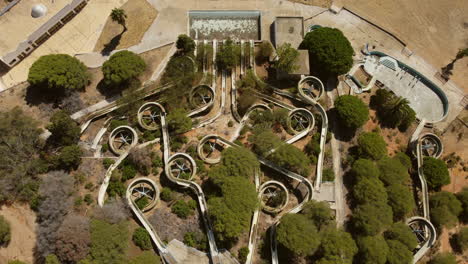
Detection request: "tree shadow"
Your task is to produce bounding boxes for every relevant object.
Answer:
[25,84,65,107]
[449,233,463,254]
[327,108,358,142]
[100,28,127,56]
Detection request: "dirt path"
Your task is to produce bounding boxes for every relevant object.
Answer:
[0,204,37,264]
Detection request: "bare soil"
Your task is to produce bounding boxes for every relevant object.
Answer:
[441,113,468,193]
[93,0,158,52]
[138,44,173,82]
[0,204,37,264]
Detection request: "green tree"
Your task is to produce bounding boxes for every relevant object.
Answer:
[250,130,282,157]
[422,157,450,190]
[176,34,196,54]
[454,226,468,253]
[302,200,335,230]
[386,184,415,220]
[208,176,257,242]
[132,227,152,250]
[356,235,389,264]
[386,239,413,264]
[334,95,369,129]
[373,89,416,131]
[276,214,320,256]
[273,43,299,74]
[47,110,80,146]
[353,203,393,236]
[0,215,11,245]
[270,144,310,175]
[102,51,146,85]
[429,253,457,264]
[394,152,412,169]
[160,187,173,202]
[171,200,195,219]
[110,8,127,29]
[456,187,468,222]
[129,251,161,264]
[216,38,240,70]
[300,27,353,76]
[88,219,129,264]
[358,132,387,160]
[430,191,462,228]
[45,254,60,264]
[377,157,410,186]
[353,177,388,205]
[220,147,260,179]
[57,144,83,170]
[167,108,192,134]
[257,41,273,59]
[238,247,249,263]
[28,54,89,95]
[351,159,380,183]
[384,222,418,251]
[0,108,43,205]
[318,228,357,264]
[237,91,257,115]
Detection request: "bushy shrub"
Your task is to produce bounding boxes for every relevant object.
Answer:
[132,227,152,250]
[0,215,11,245]
[335,95,369,129]
[171,200,195,219]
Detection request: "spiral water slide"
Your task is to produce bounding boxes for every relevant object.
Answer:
[406,216,437,264]
[155,102,221,264]
[126,178,171,257]
[197,134,314,264]
[408,124,438,263]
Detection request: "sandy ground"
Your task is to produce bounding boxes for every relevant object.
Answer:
[441,113,468,194]
[0,204,37,264]
[287,0,331,8]
[339,0,468,93]
[93,0,158,52]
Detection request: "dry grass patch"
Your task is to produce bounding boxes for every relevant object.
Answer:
[94,0,158,52]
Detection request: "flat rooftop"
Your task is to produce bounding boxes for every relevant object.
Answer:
[0,0,69,56]
[274,16,304,48]
[189,10,260,40]
[364,56,446,123]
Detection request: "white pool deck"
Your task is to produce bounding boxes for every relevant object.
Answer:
[363,56,445,123]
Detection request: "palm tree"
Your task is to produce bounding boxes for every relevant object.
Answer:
[110,8,127,30]
[384,96,415,129]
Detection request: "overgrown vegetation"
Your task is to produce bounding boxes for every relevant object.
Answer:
[216,38,240,70]
[273,43,299,74]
